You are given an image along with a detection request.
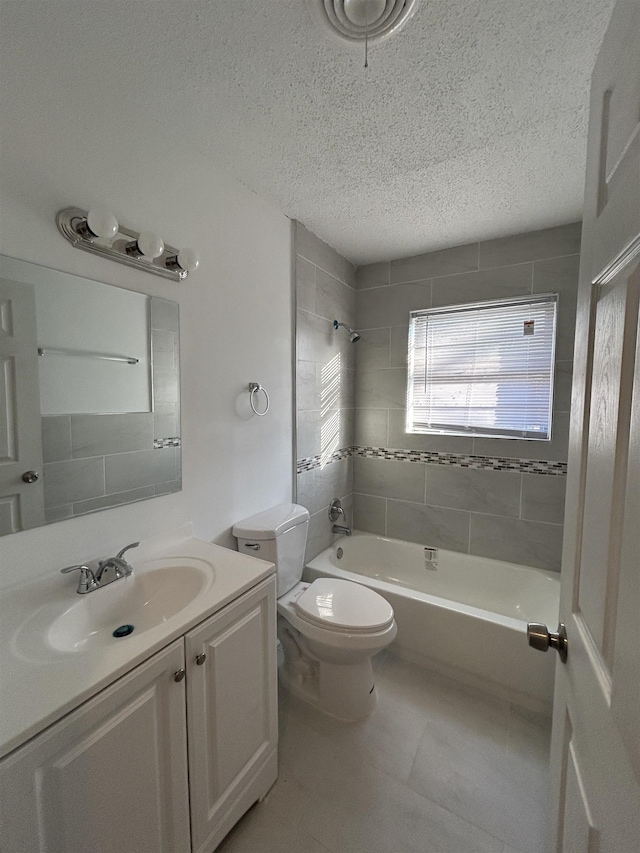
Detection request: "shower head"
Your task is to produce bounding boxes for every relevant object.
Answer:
[333,320,361,343]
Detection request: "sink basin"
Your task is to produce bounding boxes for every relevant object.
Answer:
[15,557,215,659]
[49,558,214,652]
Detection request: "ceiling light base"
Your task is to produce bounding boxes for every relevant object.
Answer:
[305,0,419,45]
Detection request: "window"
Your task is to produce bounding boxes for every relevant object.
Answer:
[407,294,558,440]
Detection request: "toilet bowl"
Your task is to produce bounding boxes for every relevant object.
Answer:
[233,504,397,721]
[277,577,397,719]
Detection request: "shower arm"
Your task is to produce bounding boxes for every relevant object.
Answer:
[333,320,361,342]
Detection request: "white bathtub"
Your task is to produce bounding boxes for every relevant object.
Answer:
[305,532,560,714]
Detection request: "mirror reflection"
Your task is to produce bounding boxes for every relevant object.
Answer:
[0,255,181,536]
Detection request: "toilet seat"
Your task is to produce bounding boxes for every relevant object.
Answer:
[293,577,394,634]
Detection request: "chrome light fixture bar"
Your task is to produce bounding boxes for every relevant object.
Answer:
[56,207,199,282]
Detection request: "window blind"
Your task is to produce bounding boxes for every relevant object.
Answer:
[407,294,558,440]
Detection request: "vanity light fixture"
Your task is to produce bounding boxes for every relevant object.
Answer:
[56,206,200,281]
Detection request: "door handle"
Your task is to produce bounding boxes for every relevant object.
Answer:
[527,622,568,664]
[22,470,39,483]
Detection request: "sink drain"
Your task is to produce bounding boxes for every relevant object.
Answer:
[113,624,135,638]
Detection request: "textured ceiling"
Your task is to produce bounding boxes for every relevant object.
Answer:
[0,1,615,264]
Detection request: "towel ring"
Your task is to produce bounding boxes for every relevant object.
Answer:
[249,382,270,416]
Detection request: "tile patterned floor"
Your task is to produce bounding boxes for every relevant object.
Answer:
[218,653,551,853]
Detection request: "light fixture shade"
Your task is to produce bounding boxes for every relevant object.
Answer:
[137,231,164,259]
[343,0,386,26]
[305,0,419,44]
[86,208,119,240]
[177,248,199,272]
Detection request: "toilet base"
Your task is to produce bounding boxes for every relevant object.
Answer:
[279,657,377,722]
[318,658,377,720]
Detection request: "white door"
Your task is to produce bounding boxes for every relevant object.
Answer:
[542,2,640,850]
[185,577,278,853]
[0,639,191,853]
[0,276,45,533]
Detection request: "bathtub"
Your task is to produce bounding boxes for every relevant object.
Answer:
[305,532,560,714]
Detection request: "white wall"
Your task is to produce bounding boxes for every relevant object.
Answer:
[0,20,293,586]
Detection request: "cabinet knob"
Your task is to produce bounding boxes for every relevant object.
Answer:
[196,653,206,666]
[174,668,186,682]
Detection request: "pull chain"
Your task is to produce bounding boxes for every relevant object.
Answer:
[364,10,369,68]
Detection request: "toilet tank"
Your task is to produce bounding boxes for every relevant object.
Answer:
[232,503,309,597]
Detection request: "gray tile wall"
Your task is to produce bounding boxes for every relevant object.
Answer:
[41,413,181,523]
[352,222,581,571]
[352,459,566,571]
[295,222,356,561]
[41,297,181,524]
[152,297,181,441]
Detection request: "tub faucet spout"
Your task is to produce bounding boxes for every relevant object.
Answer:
[329,498,351,535]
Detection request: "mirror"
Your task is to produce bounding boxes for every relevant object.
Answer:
[0,255,181,536]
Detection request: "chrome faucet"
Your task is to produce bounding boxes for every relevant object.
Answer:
[95,542,139,582]
[61,542,139,594]
[329,498,352,537]
[60,564,99,594]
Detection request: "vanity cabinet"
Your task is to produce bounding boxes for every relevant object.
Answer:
[186,576,278,853]
[0,576,277,853]
[0,639,191,852]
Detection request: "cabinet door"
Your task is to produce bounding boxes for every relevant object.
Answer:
[0,639,191,853]
[186,577,278,853]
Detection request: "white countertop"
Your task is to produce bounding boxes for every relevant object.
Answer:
[0,530,274,759]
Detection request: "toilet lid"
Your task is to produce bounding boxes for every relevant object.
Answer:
[294,578,394,633]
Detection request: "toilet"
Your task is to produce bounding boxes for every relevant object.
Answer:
[233,503,397,721]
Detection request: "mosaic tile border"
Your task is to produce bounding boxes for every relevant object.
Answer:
[297,446,567,476]
[297,446,352,473]
[154,437,181,449]
[356,447,568,474]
